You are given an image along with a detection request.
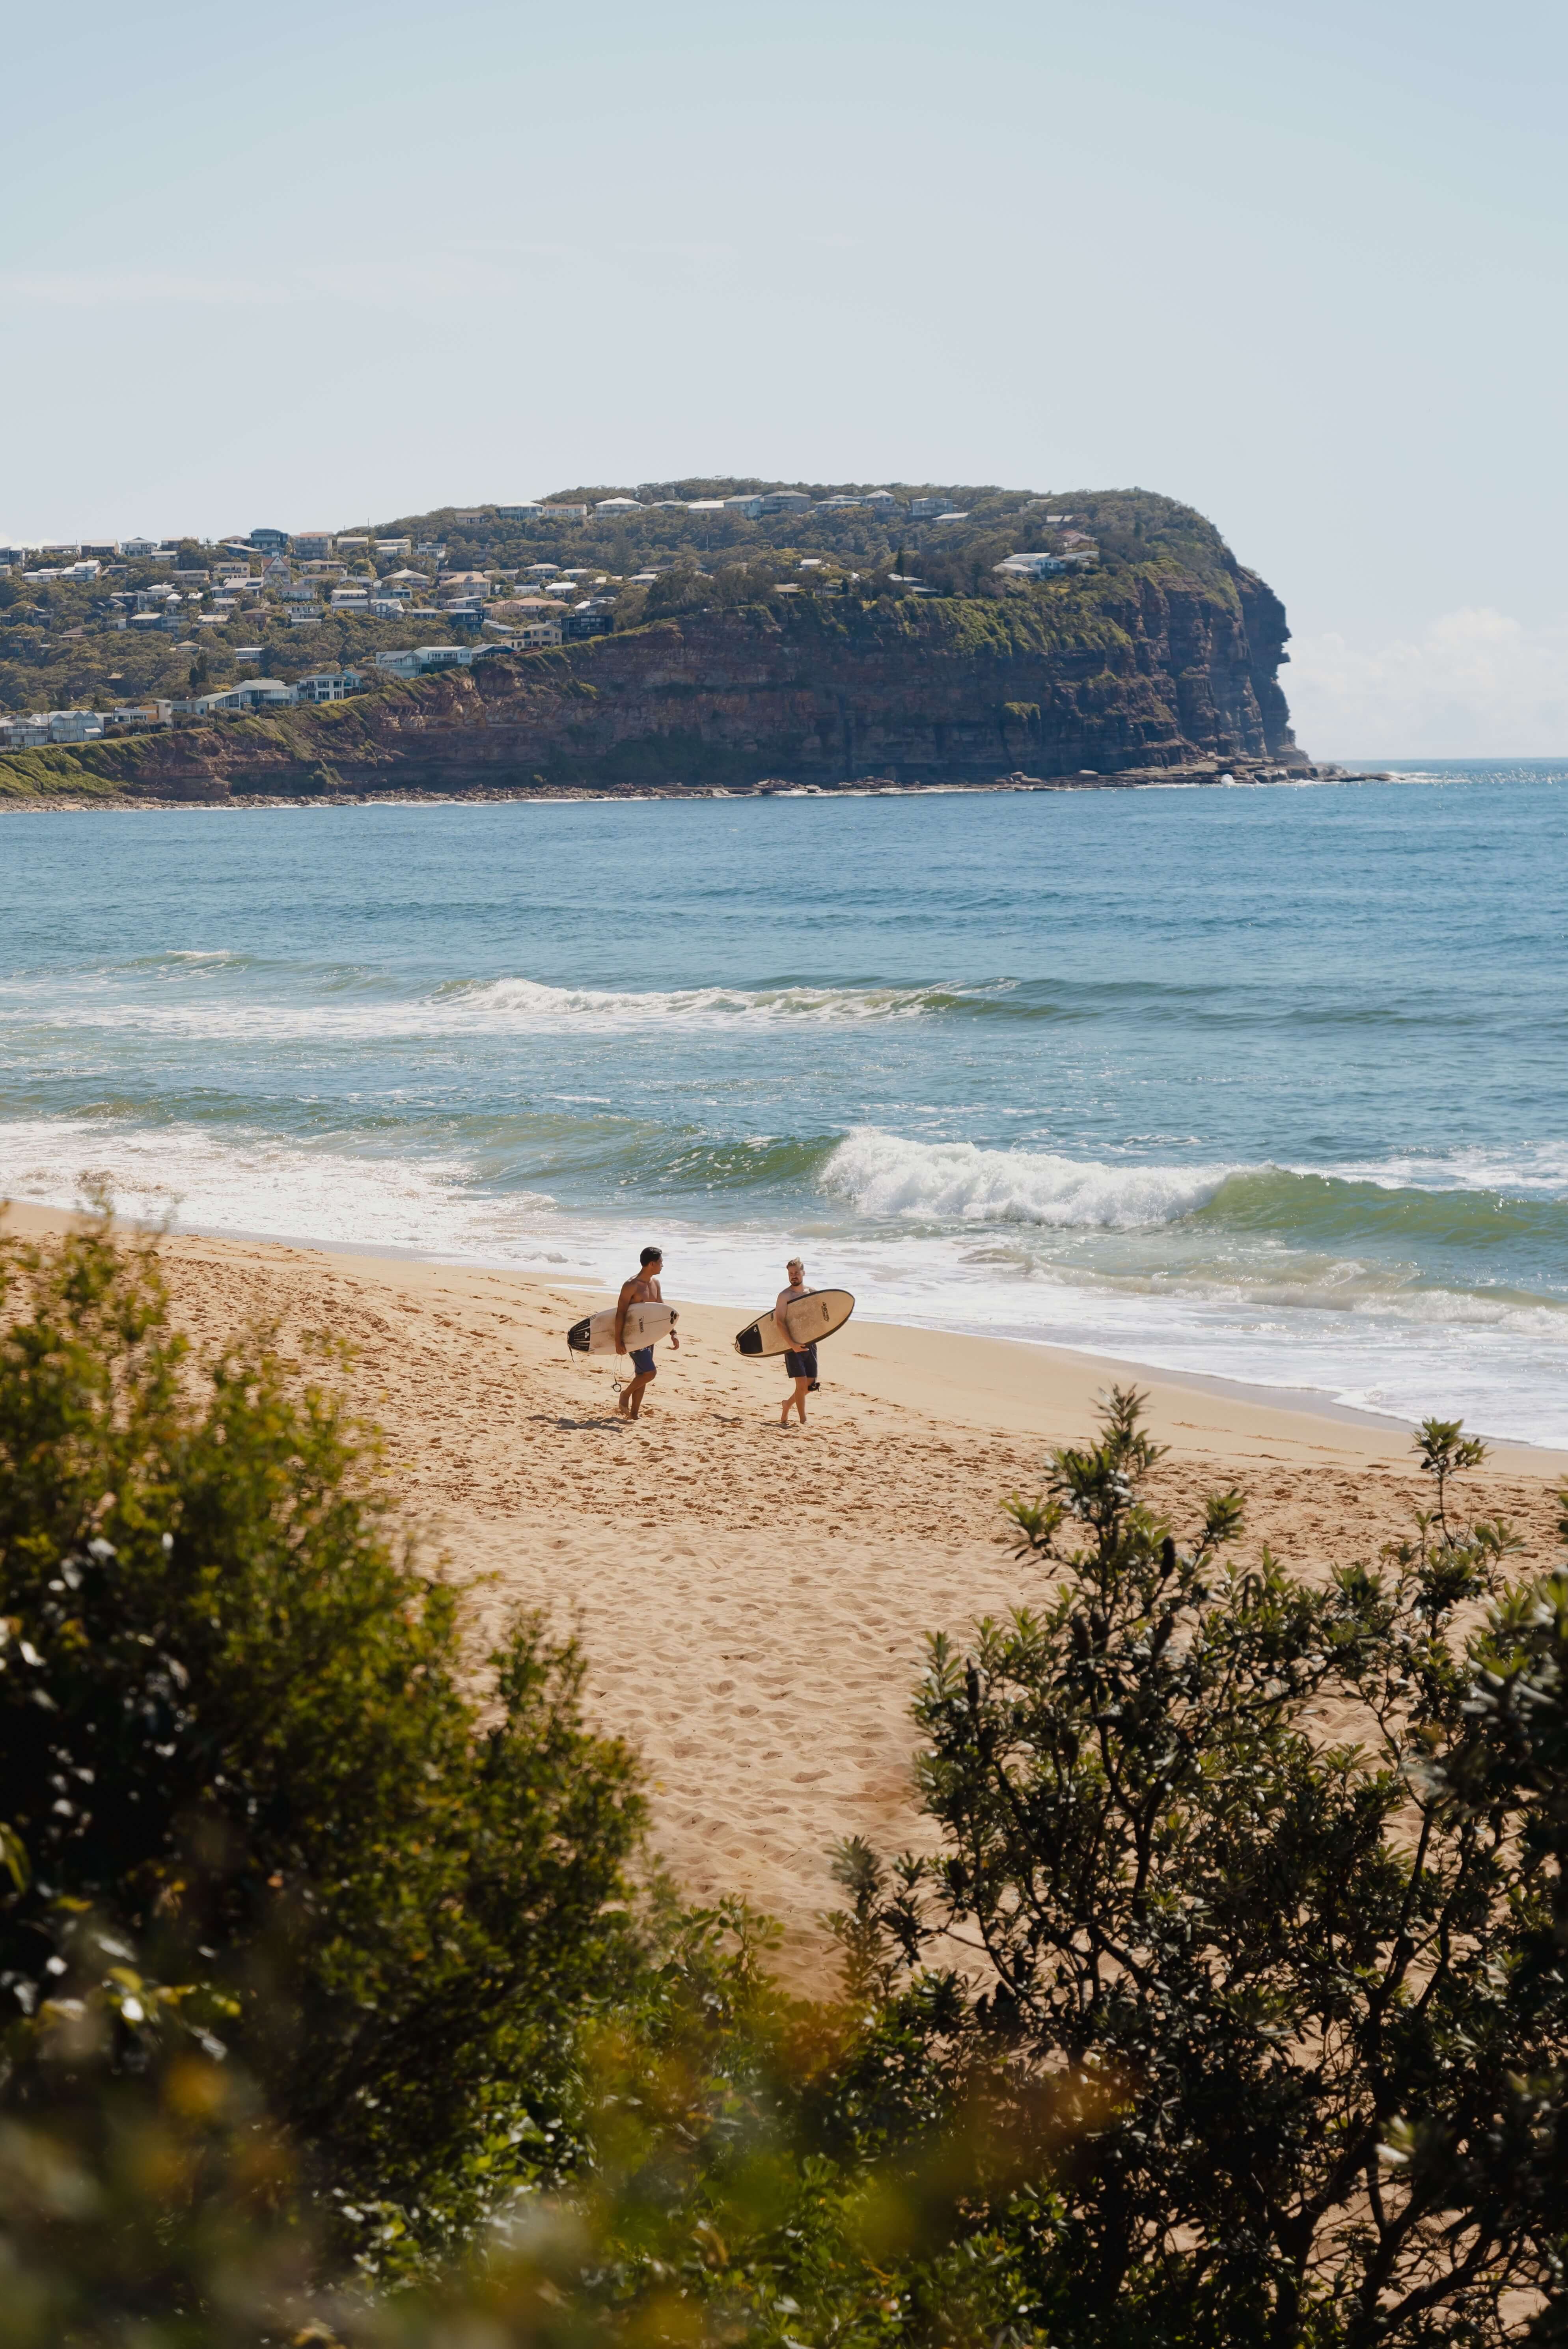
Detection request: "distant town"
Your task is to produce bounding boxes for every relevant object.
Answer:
[0,484,1104,749]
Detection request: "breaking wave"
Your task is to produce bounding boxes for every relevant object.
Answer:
[819,1130,1568,1264]
[820,1130,1237,1229]
[427,975,1031,1030]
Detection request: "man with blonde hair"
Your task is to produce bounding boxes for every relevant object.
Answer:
[774,1255,818,1427]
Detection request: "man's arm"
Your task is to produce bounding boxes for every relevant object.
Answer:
[614,1277,637,1352]
[774,1287,795,1337]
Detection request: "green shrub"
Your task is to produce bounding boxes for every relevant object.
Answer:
[0,1209,646,2273]
[850,1389,1568,2346]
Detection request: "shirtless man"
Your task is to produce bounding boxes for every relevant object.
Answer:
[615,1244,677,1421]
[775,1255,817,1427]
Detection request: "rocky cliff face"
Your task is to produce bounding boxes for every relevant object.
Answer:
[15,560,1309,802]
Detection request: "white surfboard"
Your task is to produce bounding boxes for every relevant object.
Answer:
[734,1288,854,1358]
[567,1301,678,1356]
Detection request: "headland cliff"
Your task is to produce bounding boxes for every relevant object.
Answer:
[0,486,1318,801]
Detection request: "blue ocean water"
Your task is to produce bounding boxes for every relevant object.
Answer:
[2,763,1566,1441]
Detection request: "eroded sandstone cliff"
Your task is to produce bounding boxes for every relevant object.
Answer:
[2,554,1309,803]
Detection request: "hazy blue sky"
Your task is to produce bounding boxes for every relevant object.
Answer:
[4,0,1563,753]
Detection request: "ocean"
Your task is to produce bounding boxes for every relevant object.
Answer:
[2,762,1566,1444]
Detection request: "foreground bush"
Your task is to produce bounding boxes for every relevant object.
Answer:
[3,1217,1565,2347]
[848,1389,1568,2346]
[0,1210,646,2282]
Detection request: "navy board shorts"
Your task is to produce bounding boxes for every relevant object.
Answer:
[630,1345,657,1378]
[784,1343,818,1381]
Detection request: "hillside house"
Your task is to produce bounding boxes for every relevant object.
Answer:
[373,644,474,677]
[104,701,175,731]
[181,679,297,715]
[485,619,562,649]
[0,716,54,749]
[295,669,362,702]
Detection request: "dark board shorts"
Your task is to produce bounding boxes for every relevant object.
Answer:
[631,1346,657,1377]
[784,1344,818,1381]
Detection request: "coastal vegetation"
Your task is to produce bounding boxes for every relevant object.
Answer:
[3,1214,1561,2343]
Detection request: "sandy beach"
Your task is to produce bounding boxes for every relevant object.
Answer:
[9,1201,1566,1980]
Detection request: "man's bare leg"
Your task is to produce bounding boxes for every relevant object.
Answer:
[621,1370,654,1420]
[779,1374,809,1426]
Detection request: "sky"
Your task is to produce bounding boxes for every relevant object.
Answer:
[4,0,1564,755]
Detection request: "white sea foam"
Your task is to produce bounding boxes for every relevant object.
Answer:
[0,1118,571,1265]
[820,1128,1238,1229]
[4,1115,1567,1443]
[432,975,980,1031]
[0,972,1007,1042]
[1318,1143,1568,1199]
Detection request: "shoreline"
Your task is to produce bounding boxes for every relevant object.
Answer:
[10,1199,1566,1972]
[7,1200,1561,1473]
[0,766,1395,814]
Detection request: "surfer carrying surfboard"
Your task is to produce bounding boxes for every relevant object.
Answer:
[615,1245,677,1420]
[775,1257,819,1426]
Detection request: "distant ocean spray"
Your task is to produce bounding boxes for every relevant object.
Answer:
[2,761,1567,1443]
